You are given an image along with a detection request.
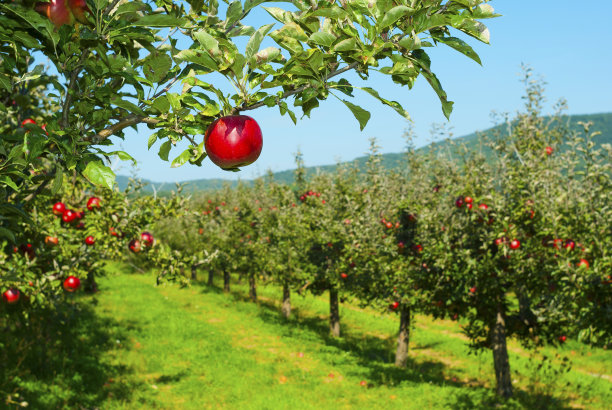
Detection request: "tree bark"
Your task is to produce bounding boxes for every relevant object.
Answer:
[223,270,230,293]
[395,305,411,367]
[207,269,214,286]
[281,282,291,318]
[249,276,257,302]
[491,305,513,398]
[329,288,340,337]
[84,271,98,293]
[190,264,197,280]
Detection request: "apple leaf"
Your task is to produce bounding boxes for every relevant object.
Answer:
[143,53,173,83]
[246,23,275,62]
[340,100,371,131]
[309,32,336,48]
[225,1,244,29]
[433,36,482,65]
[132,14,188,28]
[171,149,193,168]
[0,175,19,191]
[360,87,410,120]
[0,227,16,243]
[379,6,414,29]
[51,168,63,195]
[83,161,115,190]
[158,140,172,161]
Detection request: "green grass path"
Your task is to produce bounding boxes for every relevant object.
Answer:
[54,264,611,409]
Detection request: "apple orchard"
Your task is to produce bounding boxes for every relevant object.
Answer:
[1,0,610,405]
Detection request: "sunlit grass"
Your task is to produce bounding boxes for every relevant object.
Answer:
[5,262,610,409]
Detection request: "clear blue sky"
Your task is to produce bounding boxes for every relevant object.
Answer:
[107,1,612,183]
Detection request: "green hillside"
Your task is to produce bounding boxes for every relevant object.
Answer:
[116,112,612,192]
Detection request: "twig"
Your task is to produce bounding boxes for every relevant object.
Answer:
[23,169,57,202]
[230,61,359,115]
[60,51,90,128]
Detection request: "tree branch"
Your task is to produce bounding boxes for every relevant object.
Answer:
[230,61,359,115]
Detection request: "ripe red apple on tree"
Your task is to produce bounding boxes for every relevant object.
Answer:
[87,196,101,211]
[35,0,74,28]
[67,0,91,24]
[509,240,520,250]
[141,232,154,247]
[545,146,554,156]
[53,201,66,216]
[390,301,399,310]
[129,239,142,253]
[21,118,36,127]
[85,236,95,246]
[577,259,589,269]
[63,276,81,292]
[204,115,263,170]
[62,209,77,223]
[455,197,465,208]
[340,273,348,279]
[558,335,567,343]
[3,289,20,304]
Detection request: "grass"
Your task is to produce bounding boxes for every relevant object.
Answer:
[3,261,611,409]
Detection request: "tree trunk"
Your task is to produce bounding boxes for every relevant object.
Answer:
[395,305,411,367]
[223,270,230,293]
[84,271,98,293]
[249,276,257,302]
[492,306,513,398]
[329,288,340,337]
[208,270,214,286]
[190,264,197,280]
[281,282,291,318]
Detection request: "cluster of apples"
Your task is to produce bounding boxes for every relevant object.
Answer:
[2,276,81,306]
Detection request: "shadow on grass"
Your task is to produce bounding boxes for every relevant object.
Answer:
[193,278,573,409]
[0,298,143,409]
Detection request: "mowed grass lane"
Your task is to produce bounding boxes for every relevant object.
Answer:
[74,263,610,409]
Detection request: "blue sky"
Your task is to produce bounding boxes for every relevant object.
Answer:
[107,1,612,182]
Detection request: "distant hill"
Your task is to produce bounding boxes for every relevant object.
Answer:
[116,112,612,192]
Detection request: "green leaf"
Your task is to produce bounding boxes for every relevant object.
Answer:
[379,6,414,29]
[0,175,18,191]
[360,87,410,120]
[245,23,275,61]
[83,161,115,190]
[340,100,371,131]
[309,32,336,48]
[171,148,193,168]
[166,93,182,111]
[158,140,172,161]
[0,75,10,92]
[434,36,481,65]
[193,30,221,56]
[225,1,244,28]
[51,168,63,195]
[263,7,292,24]
[252,47,283,66]
[148,133,158,149]
[0,227,16,243]
[471,4,500,19]
[132,14,188,27]
[452,19,490,44]
[174,49,219,71]
[143,53,173,83]
[111,95,146,116]
[334,38,358,52]
[151,95,171,113]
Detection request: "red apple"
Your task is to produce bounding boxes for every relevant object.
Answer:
[204,115,263,169]
[558,335,567,343]
[3,289,20,304]
[141,232,154,247]
[129,239,141,253]
[63,276,81,292]
[478,203,488,211]
[564,240,575,251]
[464,196,473,204]
[85,236,95,246]
[469,286,477,294]
[412,244,423,253]
[360,380,367,387]
[385,222,393,229]
[545,146,553,156]
[35,0,75,28]
[509,240,520,250]
[86,196,101,211]
[455,197,464,208]
[577,259,589,269]
[390,301,399,310]
[21,118,36,127]
[53,201,66,216]
[340,273,348,279]
[62,209,77,223]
